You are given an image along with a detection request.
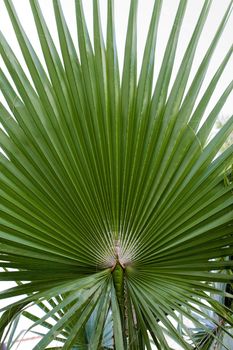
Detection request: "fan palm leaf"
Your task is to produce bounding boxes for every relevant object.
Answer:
[0,0,233,349]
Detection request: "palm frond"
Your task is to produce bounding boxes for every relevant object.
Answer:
[0,0,233,349]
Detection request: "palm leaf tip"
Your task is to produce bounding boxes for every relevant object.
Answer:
[0,0,233,348]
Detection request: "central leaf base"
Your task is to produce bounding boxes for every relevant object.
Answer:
[112,262,125,307]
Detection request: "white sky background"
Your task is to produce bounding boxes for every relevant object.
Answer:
[0,0,232,349]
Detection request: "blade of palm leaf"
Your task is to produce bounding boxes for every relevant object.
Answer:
[0,193,96,264]
[134,273,232,299]
[53,0,98,167]
[23,310,68,337]
[47,1,112,235]
[2,0,113,260]
[96,308,113,349]
[174,1,233,129]
[137,186,233,259]
[145,210,233,260]
[132,280,233,330]
[129,282,195,350]
[106,0,121,234]
[0,302,29,339]
[132,199,232,265]
[189,45,233,132]
[147,143,233,238]
[120,0,162,253]
[0,0,232,348]
[0,280,72,301]
[53,1,115,258]
[156,186,233,240]
[0,24,80,196]
[63,280,111,350]
[0,224,79,261]
[1,173,103,261]
[176,115,233,191]
[52,0,81,106]
[143,247,233,267]
[138,249,233,271]
[52,1,111,229]
[0,161,107,265]
[0,98,82,227]
[1,0,68,149]
[124,125,200,257]
[145,250,232,271]
[127,285,165,350]
[29,0,113,254]
[93,0,108,124]
[149,0,188,127]
[53,0,116,254]
[160,0,211,124]
[138,115,233,245]
[0,193,91,260]
[164,323,230,350]
[0,270,109,313]
[139,174,233,250]
[0,40,93,229]
[36,300,61,325]
[135,270,232,283]
[128,284,170,349]
[197,81,233,146]
[3,0,67,123]
[89,283,111,349]
[28,2,94,186]
[52,0,101,199]
[0,255,81,273]
[0,235,83,265]
[126,1,212,246]
[0,313,20,346]
[140,148,233,247]
[129,276,233,344]
[0,38,70,178]
[119,0,138,241]
[140,78,233,233]
[139,298,192,349]
[0,109,72,226]
[120,0,188,254]
[47,296,68,324]
[138,261,233,272]
[93,0,117,239]
[0,267,104,282]
[0,113,111,264]
[127,266,219,292]
[0,197,94,263]
[125,287,145,350]
[132,283,226,323]
[9,280,100,330]
[132,264,230,300]
[111,280,125,350]
[27,0,84,162]
[131,275,224,317]
[75,0,114,236]
[31,284,103,350]
[201,294,233,328]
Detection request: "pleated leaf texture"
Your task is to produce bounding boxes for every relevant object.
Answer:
[0,0,233,349]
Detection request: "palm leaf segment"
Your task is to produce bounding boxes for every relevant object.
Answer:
[0,0,232,348]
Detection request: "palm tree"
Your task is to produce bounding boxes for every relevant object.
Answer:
[0,0,232,348]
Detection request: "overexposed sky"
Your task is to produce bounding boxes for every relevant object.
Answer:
[0,1,232,349]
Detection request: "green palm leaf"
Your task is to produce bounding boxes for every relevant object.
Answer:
[0,0,232,349]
